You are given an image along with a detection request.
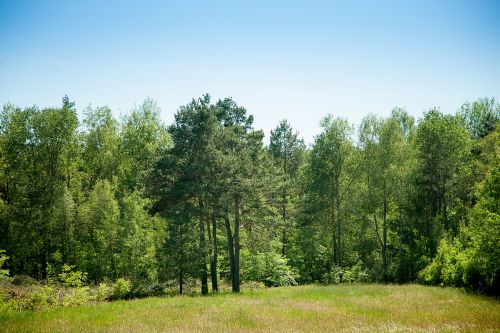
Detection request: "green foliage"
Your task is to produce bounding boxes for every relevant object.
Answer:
[0,277,132,311]
[0,94,499,303]
[418,238,468,286]
[241,249,298,287]
[58,264,87,288]
[112,278,132,300]
[459,97,500,139]
[420,166,500,293]
[322,263,370,284]
[96,282,111,302]
[28,286,56,311]
[62,287,91,307]
[0,249,9,278]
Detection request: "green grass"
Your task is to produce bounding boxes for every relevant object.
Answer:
[1,284,499,332]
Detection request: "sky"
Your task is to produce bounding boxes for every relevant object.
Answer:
[1,0,499,144]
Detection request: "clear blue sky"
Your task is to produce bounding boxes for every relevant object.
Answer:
[1,0,499,143]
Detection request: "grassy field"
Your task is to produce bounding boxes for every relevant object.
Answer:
[1,284,499,332]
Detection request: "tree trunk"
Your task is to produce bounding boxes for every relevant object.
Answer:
[198,198,208,295]
[331,186,337,269]
[210,209,218,292]
[336,196,342,268]
[233,194,241,293]
[179,267,183,295]
[330,207,337,268]
[41,251,47,280]
[281,186,287,256]
[398,203,404,283]
[382,194,388,283]
[224,207,236,292]
[282,153,288,256]
[442,183,448,230]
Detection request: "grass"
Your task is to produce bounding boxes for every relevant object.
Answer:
[1,284,499,332]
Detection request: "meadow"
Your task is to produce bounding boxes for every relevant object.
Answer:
[1,284,499,333]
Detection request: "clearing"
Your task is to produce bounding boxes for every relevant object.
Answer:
[1,284,499,332]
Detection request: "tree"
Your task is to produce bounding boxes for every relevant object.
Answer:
[119,192,163,282]
[215,98,265,292]
[0,97,79,279]
[78,180,120,282]
[120,99,171,193]
[415,109,471,237]
[307,116,355,271]
[269,120,305,256]
[164,95,217,294]
[359,109,415,282]
[459,97,500,140]
[81,105,120,190]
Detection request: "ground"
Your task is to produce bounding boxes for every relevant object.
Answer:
[1,284,499,332]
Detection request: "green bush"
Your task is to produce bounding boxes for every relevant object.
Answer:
[343,262,370,283]
[322,262,370,284]
[0,250,9,278]
[58,264,87,287]
[11,275,39,286]
[28,286,56,311]
[96,282,111,301]
[241,250,299,287]
[322,266,342,284]
[419,167,500,294]
[112,278,132,299]
[62,287,91,307]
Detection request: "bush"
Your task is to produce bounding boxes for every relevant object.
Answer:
[112,278,131,299]
[322,266,342,284]
[419,168,500,294]
[343,262,370,283]
[0,250,9,278]
[322,262,370,284]
[28,285,56,311]
[241,250,299,287]
[96,282,111,301]
[62,287,91,307]
[11,275,39,286]
[129,281,167,298]
[58,264,87,287]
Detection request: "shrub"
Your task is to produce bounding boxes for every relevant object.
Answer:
[241,250,299,287]
[58,264,87,287]
[62,287,91,307]
[96,282,111,301]
[112,278,131,299]
[322,266,342,284]
[0,250,9,278]
[11,275,39,286]
[343,262,370,283]
[28,285,56,311]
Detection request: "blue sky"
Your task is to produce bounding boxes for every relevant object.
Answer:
[1,0,499,143]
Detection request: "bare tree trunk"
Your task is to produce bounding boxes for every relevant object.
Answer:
[331,205,337,270]
[382,192,388,283]
[210,209,218,292]
[336,196,342,268]
[398,203,404,283]
[282,154,288,256]
[179,267,183,295]
[281,186,287,256]
[198,198,208,295]
[224,207,236,292]
[442,182,448,230]
[233,194,241,293]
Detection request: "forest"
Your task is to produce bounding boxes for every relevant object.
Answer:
[0,95,499,302]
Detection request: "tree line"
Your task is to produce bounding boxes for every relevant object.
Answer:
[0,95,498,295]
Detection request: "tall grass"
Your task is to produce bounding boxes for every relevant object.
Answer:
[1,284,499,332]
